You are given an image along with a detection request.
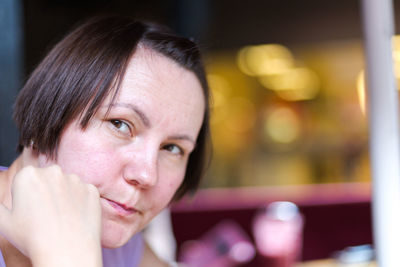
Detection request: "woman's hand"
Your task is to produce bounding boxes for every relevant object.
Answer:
[0,165,103,267]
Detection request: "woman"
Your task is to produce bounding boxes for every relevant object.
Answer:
[0,15,210,267]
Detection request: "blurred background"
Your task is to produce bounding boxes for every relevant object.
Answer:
[2,0,399,265]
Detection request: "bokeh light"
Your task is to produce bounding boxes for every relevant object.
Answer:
[237,44,294,76]
[264,106,300,144]
[237,44,320,101]
[357,70,366,115]
[258,68,320,101]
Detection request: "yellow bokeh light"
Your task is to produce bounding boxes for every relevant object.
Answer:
[392,35,400,54]
[392,35,400,81]
[264,107,300,144]
[357,70,366,115]
[237,43,320,101]
[237,44,294,76]
[393,50,400,63]
[258,68,320,101]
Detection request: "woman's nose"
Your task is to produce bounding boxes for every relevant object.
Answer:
[122,147,158,189]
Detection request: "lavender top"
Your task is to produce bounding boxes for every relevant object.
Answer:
[102,233,144,267]
[0,234,143,267]
[0,250,4,267]
[0,166,143,267]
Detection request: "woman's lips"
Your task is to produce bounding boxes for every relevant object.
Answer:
[102,198,137,216]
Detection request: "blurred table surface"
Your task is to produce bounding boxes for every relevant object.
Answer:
[296,259,376,267]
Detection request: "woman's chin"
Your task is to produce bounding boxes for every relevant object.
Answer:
[101,235,128,248]
[100,220,137,248]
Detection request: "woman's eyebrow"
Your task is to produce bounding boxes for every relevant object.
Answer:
[167,134,196,144]
[108,102,151,127]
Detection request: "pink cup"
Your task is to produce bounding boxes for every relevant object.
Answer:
[253,201,304,267]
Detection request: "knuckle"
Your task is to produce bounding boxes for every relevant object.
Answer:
[22,165,35,173]
[20,165,36,176]
[40,165,63,182]
[15,165,37,183]
[47,164,62,174]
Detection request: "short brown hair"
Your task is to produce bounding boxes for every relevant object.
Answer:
[13,16,211,200]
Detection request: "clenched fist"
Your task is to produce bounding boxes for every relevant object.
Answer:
[0,165,103,267]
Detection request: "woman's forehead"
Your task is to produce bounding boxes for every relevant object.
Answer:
[106,47,205,132]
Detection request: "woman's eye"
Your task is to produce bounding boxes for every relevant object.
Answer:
[164,144,183,156]
[110,119,131,135]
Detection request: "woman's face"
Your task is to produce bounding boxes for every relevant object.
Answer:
[39,47,205,248]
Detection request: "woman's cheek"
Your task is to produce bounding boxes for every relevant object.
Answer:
[57,146,116,186]
[78,154,119,185]
[164,178,184,201]
[149,181,178,204]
